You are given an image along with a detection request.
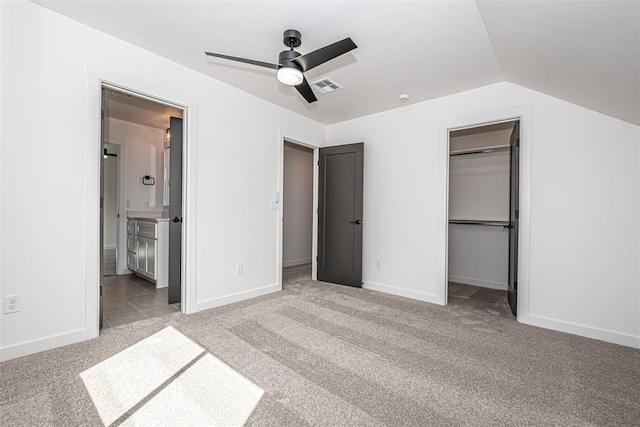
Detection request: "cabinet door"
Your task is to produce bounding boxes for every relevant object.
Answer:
[127,251,137,272]
[136,236,156,279]
[136,237,147,274]
[145,238,156,278]
[127,235,137,253]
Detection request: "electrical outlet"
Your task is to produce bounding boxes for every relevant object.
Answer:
[235,264,244,275]
[376,260,383,270]
[4,295,21,314]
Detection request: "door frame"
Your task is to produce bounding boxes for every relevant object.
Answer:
[277,135,319,288]
[437,106,532,323]
[103,140,126,275]
[86,66,198,339]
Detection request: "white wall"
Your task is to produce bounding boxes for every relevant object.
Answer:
[0,1,325,360]
[448,129,511,290]
[327,82,640,348]
[106,118,165,213]
[283,142,314,267]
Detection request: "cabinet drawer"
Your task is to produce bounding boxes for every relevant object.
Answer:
[136,221,157,239]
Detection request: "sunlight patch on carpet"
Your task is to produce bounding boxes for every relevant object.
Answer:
[80,326,263,426]
[121,353,264,426]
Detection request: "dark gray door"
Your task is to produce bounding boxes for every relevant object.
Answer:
[317,143,364,287]
[508,121,520,316]
[168,117,183,305]
[99,87,106,329]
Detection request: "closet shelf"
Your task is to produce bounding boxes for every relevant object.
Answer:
[449,219,510,227]
[449,145,510,156]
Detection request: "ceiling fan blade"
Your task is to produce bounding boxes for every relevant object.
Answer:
[292,38,357,72]
[204,51,279,69]
[295,77,318,103]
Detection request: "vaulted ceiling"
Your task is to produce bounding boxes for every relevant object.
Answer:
[34,0,639,125]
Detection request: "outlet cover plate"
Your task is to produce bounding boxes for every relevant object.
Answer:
[4,295,21,314]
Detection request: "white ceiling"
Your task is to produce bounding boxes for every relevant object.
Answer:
[34,0,639,125]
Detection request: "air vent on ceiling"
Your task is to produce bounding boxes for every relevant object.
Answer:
[310,77,343,94]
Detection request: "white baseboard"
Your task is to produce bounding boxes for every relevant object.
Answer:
[363,281,443,305]
[520,313,640,349]
[448,275,507,291]
[195,283,280,312]
[282,258,312,268]
[0,328,89,362]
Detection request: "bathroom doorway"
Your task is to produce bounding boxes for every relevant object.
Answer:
[100,87,185,329]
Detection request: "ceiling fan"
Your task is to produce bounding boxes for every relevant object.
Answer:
[205,29,357,103]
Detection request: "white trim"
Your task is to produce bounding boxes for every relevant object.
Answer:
[521,314,640,349]
[283,258,313,268]
[104,137,128,275]
[438,105,533,320]
[86,76,102,341]
[0,328,87,362]
[363,281,441,305]
[86,66,199,338]
[182,106,199,314]
[195,284,280,312]
[312,148,319,281]
[448,275,507,291]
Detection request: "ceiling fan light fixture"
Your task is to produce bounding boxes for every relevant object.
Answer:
[277,67,303,86]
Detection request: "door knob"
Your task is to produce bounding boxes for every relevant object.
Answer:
[349,219,363,225]
[172,216,183,223]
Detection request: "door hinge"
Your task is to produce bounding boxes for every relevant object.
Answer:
[515,209,519,219]
[516,138,520,148]
[317,160,320,166]
[316,256,318,262]
[514,280,518,290]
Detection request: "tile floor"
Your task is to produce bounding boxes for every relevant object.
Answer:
[448,281,513,317]
[102,274,179,329]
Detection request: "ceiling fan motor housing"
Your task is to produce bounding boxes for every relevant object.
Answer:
[283,29,302,48]
[279,49,302,71]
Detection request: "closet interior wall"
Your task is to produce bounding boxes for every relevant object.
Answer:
[448,122,516,291]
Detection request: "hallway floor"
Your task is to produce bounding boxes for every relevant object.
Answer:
[102,274,179,328]
[448,281,513,317]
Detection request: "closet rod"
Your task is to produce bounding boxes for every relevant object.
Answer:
[449,145,510,157]
[449,219,510,227]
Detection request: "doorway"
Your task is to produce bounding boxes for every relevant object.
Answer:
[282,141,315,285]
[446,120,519,316]
[102,142,120,276]
[100,86,185,329]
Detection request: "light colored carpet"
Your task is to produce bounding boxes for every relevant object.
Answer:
[1,264,639,426]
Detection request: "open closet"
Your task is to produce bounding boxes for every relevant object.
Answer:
[448,120,519,315]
